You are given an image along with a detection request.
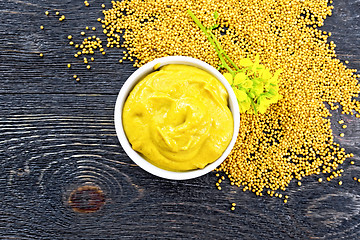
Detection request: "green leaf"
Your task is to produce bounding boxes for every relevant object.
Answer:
[223,72,233,85]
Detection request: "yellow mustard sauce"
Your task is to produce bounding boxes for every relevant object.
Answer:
[122,64,233,171]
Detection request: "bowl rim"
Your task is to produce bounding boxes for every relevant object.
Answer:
[114,56,240,180]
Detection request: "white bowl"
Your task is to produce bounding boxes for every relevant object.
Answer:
[114,56,240,180]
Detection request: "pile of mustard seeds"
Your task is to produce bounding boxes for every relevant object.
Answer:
[99,0,359,195]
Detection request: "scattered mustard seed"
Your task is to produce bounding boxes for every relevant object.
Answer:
[350,161,355,165]
[101,4,105,8]
[76,78,80,82]
[55,11,59,15]
[86,65,91,69]
[92,27,96,31]
[340,133,345,137]
[69,41,74,45]
[73,75,77,79]
[318,178,323,182]
[81,32,85,36]
[68,35,72,40]
[67,64,71,68]
[338,181,343,186]
[298,182,302,186]
[90,57,94,61]
[45,11,49,16]
[40,26,44,30]
[284,199,288,203]
[39,53,43,57]
[342,125,347,129]
[79,2,360,197]
[231,207,235,211]
[338,120,344,124]
[345,60,349,64]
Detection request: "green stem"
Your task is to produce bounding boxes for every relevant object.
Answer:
[188,9,236,76]
[208,32,241,72]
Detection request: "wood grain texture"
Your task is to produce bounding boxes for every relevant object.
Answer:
[1,0,360,239]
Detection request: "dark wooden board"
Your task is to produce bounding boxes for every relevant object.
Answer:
[1,0,360,239]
